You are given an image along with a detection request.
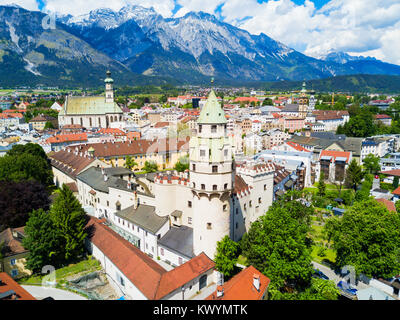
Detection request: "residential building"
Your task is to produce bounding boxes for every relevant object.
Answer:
[206,266,270,300]
[0,228,31,279]
[0,273,35,300]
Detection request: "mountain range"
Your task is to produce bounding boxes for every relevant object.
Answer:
[1,4,400,88]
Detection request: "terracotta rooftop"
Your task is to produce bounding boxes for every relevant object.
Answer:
[206,266,270,300]
[46,133,88,144]
[381,169,400,178]
[49,149,95,178]
[64,138,189,158]
[85,218,214,300]
[0,273,35,300]
[320,150,351,163]
[376,198,396,212]
[0,227,27,258]
[286,141,310,152]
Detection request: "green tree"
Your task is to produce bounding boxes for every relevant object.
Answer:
[0,153,53,186]
[393,176,399,189]
[345,159,363,192]
[7,143,48,161]
[174,156,189,172]
[49,184,87,262]
[325,199,400,278]
[262,98,273,106]
[362,154,381,175]
[317,171,326,197]
[240,197,313,294]
[214,236,240,279]
[143,161,158,173]
[44,121,55,130]
[22,209,61,273]
[124,156,137,170]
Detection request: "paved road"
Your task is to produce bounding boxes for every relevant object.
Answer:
[312,261,369,291]
[21,285,88,300]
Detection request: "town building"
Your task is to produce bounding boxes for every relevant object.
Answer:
[0,272,35,300]
[58,71,123,129]
[206,265,270,300]
[0,227,31,279]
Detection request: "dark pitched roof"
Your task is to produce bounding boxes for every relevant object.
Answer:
[115,204,168,234]
[158,226,194,259]
[77,167,137,194]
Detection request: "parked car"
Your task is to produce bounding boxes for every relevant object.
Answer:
[337,281,357,295]
[313,269,329,280]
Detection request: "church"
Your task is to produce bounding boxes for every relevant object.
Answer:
[74,90,275,263]
[58,71,123,129]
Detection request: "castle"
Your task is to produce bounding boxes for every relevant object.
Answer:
[71,89,275,263]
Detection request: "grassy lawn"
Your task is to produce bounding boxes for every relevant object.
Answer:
[18,257,101,286]
[311,245,336,265]
[237,255,248,267]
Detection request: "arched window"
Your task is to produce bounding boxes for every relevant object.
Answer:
[80,118,83,126]
[116,201,121,211]
[213,185,217,191]
[98,117,101,127]
[89,118,92,127]
[71,118,74,125]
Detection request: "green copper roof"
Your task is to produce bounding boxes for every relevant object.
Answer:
[59,96,122,115]
[197,90,227,124]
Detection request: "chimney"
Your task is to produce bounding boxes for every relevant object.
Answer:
[216,286,224,298]
[253,274,260,291]
[104,174,108,182]
[133,191,138,210]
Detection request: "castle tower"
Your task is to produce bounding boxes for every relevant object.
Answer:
[104,70,114,103]
[299,81,309,118]
[189,90,234,259]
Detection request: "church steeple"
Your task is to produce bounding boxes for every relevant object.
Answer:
[197,90,227,124]
[105,70,114,103]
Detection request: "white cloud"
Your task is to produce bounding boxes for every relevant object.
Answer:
[174,0,225,18]
[42,0,175,17]
[218,0,400,65]
[0,0,39,11]
[7,0,399,65]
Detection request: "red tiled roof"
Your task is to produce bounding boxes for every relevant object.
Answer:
[154,122,170,128]
[375,114,392,119]
[380,169,400,177]
[64,138,189,158]
[392,186,400,196]
[97,128,127,136]
[0,227,27,258]
[0,272,36,300]
[286,141,310,152]
[376,198,396,212]
[234,97,259,103]
[85,218,215,300]
[206,266,270,300]
[46,133,87,144]
[320,150,351,163]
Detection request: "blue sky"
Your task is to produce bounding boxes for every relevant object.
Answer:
[2,0,400,65]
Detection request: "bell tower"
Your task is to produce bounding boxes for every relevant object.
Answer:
[104,70,114,103]
[189,90,234,259]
